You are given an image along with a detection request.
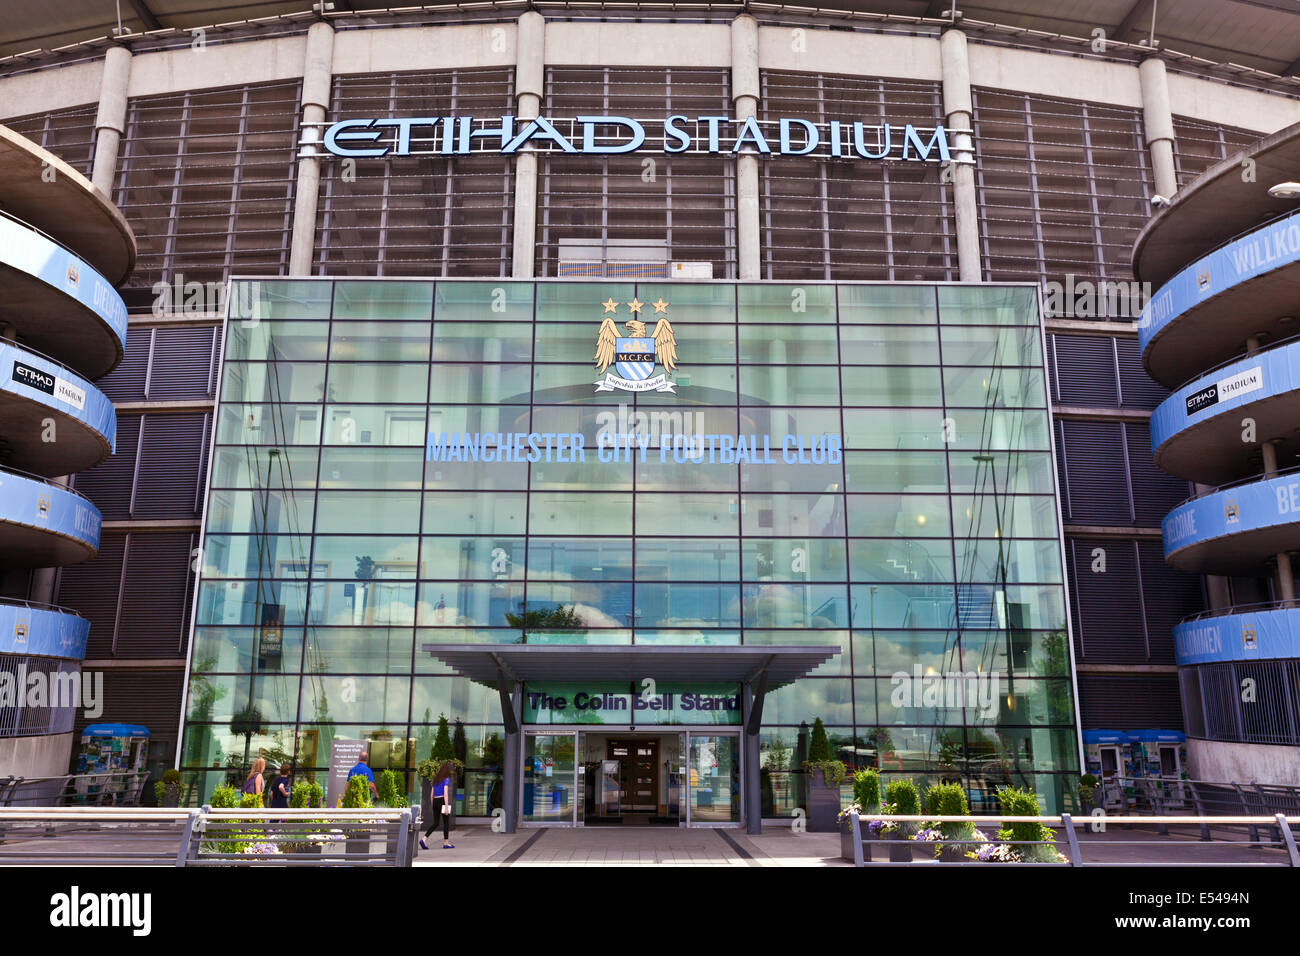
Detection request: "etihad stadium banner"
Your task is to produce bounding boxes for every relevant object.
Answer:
[1149,346,1296,451]
[0,214,128,348]
[1139,208,1300,352]
[321,113,954,163]
[0,601,89,660]
[0,470,101,552]
[1,341,117,449]
[1174,607,1300,666]
[1163,472,1300,559]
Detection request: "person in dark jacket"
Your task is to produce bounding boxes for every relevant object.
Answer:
[269,763,292,809]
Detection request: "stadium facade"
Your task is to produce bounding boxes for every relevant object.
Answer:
[1,3,1299,824]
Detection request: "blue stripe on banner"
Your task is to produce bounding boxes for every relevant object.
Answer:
[1139,208,1300,354]
[0,470,101,551]
[1163,472,1300,559]
[0,602,89,659]
[1174,606,1300,665]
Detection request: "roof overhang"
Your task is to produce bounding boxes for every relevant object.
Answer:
[421,643,839,690]
[1132,120,1300,287]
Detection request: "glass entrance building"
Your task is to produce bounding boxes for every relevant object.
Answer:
[180,276,1079,827]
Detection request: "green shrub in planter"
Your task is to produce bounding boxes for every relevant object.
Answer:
[209,783,239,809]
[852,768,882,814]
[883,778,919,837]
[341,774,372,809]
[289,780,312,809]
[996,786,1062,863]
[154,768,183,806]
[924,782,974,858]
[1077,773,1099,810]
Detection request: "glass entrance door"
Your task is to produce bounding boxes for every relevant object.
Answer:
[686,732,741,825]
[523,733,577,824]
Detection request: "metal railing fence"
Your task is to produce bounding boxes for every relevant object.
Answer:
[0,772,149,807]
[843,812,1300,867]
[0,807,418,867]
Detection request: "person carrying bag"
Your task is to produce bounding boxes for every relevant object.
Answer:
[420,761,455,851]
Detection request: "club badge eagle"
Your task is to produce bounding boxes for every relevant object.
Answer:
[593,297,680,393]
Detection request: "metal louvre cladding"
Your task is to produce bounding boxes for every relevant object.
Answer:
[758,72,955,281]
[538,67,738,278]
[183,278,1081,814]
[315,69,516,278]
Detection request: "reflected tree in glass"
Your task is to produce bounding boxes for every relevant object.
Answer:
[505,602,586,643]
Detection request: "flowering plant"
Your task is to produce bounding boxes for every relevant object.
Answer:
[976,841,1022,862]
[839,800,903,834]
[240,842,280,855]
[910,826,944,843]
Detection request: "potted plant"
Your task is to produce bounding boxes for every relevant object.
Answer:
[922,782,977,861]
[802,718,845,832]
[840,768,882,861]
[417,714,465,830]
[153,768,182,808]
[286,778,331,854]
[1077,773,1099,812]
[341,773,374,859]
[376,768,408,808]
[991,785,1067,863]
[883,778,920,862]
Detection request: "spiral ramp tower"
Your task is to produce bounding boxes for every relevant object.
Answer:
[1135,120,1300,783]
[0,124,135,780]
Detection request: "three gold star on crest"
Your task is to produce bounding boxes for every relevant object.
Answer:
[601,297,669,315]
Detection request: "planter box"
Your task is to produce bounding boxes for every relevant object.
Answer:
[888,831,915,863]
[806,769,840,833]
[936,842,969,862]
[840,814,876,862]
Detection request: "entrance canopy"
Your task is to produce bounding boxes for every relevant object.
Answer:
[420,643,839,690]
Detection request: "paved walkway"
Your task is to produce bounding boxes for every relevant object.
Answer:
[414,822,1295,867]
[413,825,849,866]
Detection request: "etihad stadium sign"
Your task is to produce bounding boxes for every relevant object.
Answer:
[321,113,953,163]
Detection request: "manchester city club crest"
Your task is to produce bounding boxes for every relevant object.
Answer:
[593,296,680,393]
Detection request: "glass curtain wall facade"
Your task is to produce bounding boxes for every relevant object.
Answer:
[180,278,1079,813]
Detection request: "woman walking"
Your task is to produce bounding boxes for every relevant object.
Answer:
[420,761,455,851]
[241,757,266,801]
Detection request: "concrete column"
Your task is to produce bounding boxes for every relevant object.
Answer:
[288,22,336,276]
[1246,334,1262,356]
[1262,440,1279,477]
[1278,553,1296,602]
[500,682,523,833]
[731,15,761,280]
[742,683,763,834]
[511,11,545,278]
[1138,54,1178,200]
[940,29,981,282]
[91,45,132,197]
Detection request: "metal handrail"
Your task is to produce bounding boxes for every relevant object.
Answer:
[1163,328,1300,396]
[1180,599,1300,623]
[0,335,99,387]
[0,596,87,619]
[0,806,421,866]
[0,462,99,504]
[1170,463,1300,506]
[1152,206,1300,294]
[844,811,1300,867]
